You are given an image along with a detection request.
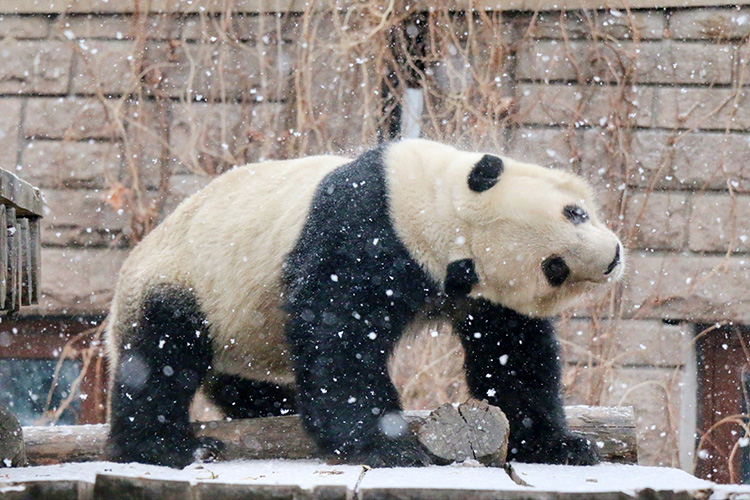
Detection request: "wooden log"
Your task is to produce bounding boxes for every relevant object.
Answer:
[22,405,635,466]
[0,403,25,467]
[564,405,637,464]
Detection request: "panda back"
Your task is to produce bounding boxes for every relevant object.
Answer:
[107,154,351,383]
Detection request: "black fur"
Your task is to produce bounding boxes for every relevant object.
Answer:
[204,374,296,419]
[454,298,600,465]
[542,255,570,287]
[283,145,595,467]
[444,259,479,298]
[108,284,218,468]
[283,147,437,466]
[467,154,504,192]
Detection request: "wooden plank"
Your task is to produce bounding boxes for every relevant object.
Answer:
[5,207,18,313]
[28,218,40,305]
[358,466,527,499]
[19,218,32,306]
[22,405,636,465]
[509,462,715,497]
[1,0,749,14]
[0,460,363,499]
[0,205,6,311]
[0,170,44,218]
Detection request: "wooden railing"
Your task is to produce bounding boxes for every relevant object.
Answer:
[0,169,43,314]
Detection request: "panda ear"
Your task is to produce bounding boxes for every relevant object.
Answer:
[467,155,504,192]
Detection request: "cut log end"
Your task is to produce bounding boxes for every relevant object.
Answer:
[0,404,26,467]
[417,400,508,466]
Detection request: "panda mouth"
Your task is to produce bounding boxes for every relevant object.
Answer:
[603,245,621,276]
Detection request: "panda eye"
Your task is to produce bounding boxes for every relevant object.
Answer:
[563,205,588,225]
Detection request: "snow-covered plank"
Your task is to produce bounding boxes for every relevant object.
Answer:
[0,460,363,500]
[0,169,43,218]
[357,464,528,499]
[0,460,363,488]
[510,463,715,496]
[710,484,750,499]
[2,460,731,500]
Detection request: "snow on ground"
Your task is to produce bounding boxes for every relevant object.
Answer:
[0,459,734,496]
[0,460,363,490]
[510,462,715,494]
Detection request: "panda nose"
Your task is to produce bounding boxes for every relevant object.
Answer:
[604,244,620,275]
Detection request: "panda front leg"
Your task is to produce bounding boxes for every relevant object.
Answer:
[287,314,432,467]
[108,285,220,468]
[454,298,600,466]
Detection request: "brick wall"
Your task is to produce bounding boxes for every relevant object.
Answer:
[2,2,749,469]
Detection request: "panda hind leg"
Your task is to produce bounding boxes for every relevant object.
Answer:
[108,284,220,468]
[204,374,296,419]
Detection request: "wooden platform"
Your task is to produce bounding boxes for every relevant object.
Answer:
[0,459,741,500]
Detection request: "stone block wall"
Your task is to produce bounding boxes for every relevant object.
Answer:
[1,1,748,470]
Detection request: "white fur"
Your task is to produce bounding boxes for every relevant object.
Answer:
[386,139,624,317]
[106,155,350,385]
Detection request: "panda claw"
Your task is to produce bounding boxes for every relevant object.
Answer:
[193,437,225,463]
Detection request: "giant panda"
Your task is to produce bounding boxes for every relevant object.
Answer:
[105,139,624,468]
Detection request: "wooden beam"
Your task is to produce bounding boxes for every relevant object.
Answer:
[0,170,43,219]
[22,404,636,465]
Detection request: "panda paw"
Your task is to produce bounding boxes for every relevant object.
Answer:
[513,433,600,466]
[550,434,600,465]
[351,439,433,468]
[109,435,225,468]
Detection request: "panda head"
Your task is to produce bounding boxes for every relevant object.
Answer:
[456,152,625,317]
[384,140,625,318]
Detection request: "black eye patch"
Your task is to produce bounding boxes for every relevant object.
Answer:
[563,205,589,225]
[542,255,570,287]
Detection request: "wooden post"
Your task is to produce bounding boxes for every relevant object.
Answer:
[28,217,40,305]
[0,205,6,310]
[5,207,18,313]
[19,218,32,306]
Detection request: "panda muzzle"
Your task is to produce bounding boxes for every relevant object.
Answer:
[604,244,621,276]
